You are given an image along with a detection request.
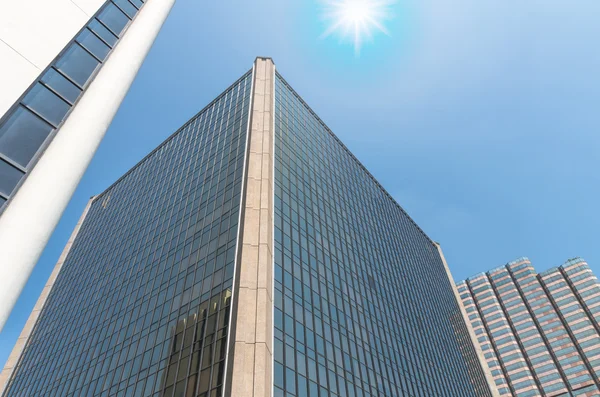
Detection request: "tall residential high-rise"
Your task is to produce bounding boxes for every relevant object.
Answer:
[0,0,175,331]
[1,58,497,397]
[458,257,600,397]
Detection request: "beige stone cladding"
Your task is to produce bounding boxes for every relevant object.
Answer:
[227,57,275,397]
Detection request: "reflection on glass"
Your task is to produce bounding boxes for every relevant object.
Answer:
[0,159,24,197]
[55,44,100,87]
[77,29,111,60]
[160,288,233,397]
[129,0,143,9]
[40,69,81,104]
[97,3,130,36]
[113,0,137,18]
[0,107,53,167]
[22,83,71,126]
[88,19,118,47]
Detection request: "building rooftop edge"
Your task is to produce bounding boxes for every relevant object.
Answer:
[91,67,255,203]
[456,256,588,285]
[275,71,437,247]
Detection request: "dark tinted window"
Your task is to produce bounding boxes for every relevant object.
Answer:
[113,0,137,18]
[76,29,111,60]
[0,107,53,167]
[40,69,81,104]
[0,159,24,197]
[22,83,71,126]
[97,3,130,36]
[55,43,100,87]
[88,19,118,47]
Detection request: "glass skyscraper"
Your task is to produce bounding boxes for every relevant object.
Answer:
[2,58,495,397]
[458,257,600,397]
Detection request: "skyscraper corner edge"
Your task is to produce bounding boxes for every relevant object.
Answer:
[224,56,276,397]
[435,243,501,397]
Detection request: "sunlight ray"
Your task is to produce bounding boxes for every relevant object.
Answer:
[320,0,395,54]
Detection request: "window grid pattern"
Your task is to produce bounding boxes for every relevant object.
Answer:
[0,0,145,209]
[273,73,491,397]
[3,71,253,397]
[458,257,600,397]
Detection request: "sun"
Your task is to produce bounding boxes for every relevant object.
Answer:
[320,0,395,55]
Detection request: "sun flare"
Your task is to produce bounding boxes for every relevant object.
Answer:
[321,0,395,55]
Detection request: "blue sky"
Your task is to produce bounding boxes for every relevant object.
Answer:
[2,0,600,367]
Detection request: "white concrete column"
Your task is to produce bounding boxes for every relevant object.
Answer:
[0,0,176,332]
[435,243,500,397]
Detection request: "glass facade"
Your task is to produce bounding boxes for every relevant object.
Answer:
[272,73,491,397]
[0,0,147,210]
[458,257,600,397]
[3,71,252,397]
[4,62,494,397]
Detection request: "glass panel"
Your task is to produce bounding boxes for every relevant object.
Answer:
[129,0,143,8]
[98,3,130,36]
[0,196,6,207]
[0,107,53,167]
[55,43,100,87]
[113,0,137,18]
[40,68,81,104]
[88,19,118,47]
[77,29,111,60]
[22,83,71,126]
[0,159,24,197]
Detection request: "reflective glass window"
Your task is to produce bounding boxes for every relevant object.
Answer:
[0,107,53,167]
[88,19,118,47]
[113,0,137,18]
[0,159,23,197]
[22,83,71,126]
[76,28,111,60]
[40,68,81,104]
[98,3,130,36]
[55,43,100,87]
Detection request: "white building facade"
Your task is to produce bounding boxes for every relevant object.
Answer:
[0,0,175,332]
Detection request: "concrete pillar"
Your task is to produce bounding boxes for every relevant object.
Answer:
[226,57,275,397]
[0,0,176,332]
[0,198,93,394]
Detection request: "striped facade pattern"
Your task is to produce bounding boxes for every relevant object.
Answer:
[457,258,600,397]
